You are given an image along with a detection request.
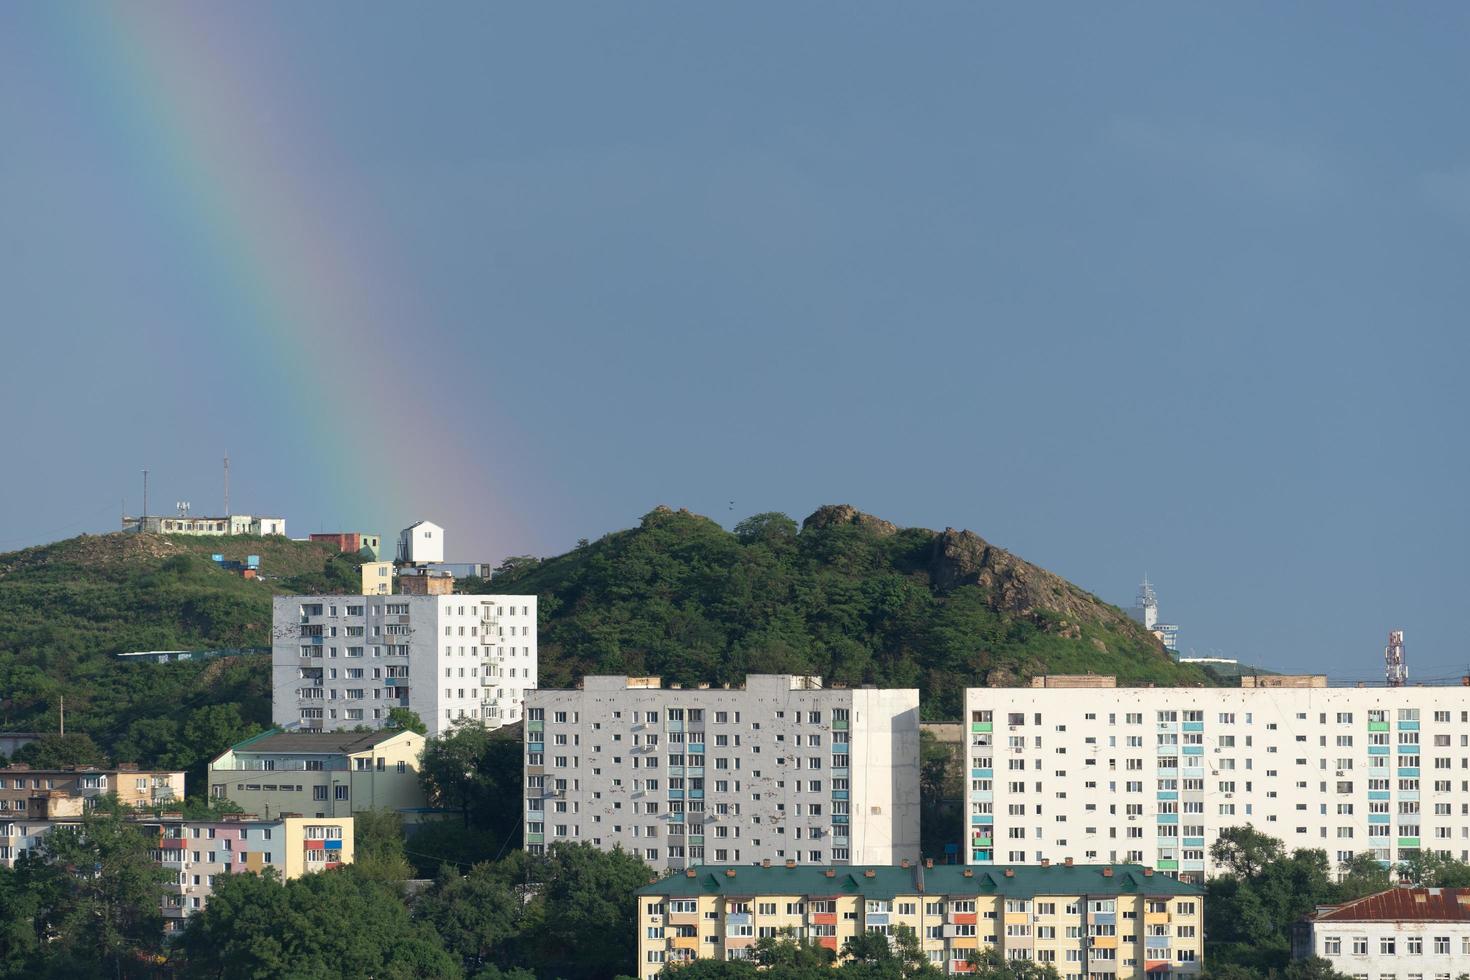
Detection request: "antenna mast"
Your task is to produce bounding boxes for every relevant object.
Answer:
[224,454,230,516]
[1385,630,1407,687]
[142,470,149,524]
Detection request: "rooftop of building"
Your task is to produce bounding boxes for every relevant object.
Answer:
[580,674,829,692]
[223,728,416,757]
[1310,887,1470,922]
[0,763,179,775]
[1010,674,1470,690]
[637,863,1203,900]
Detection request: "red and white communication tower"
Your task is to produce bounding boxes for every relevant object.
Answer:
[1385,630,1407,687]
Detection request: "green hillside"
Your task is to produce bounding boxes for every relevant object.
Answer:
[493,505,1211,718]
[0,506,1210,775]
[0,532,365,777]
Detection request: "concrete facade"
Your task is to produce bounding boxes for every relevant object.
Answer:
[965,679,1470,880]
[152,814,353,931]
[396,520,444,564]
[636,862,1203,980]
[360,561,393,595]
[309,532,382,560]
[0,810,352,931]
[122,514,284,536]
[272,593,537,737]
[0,766,184,814]
[208,729,430,822]
[524,675,920,871]
[1293,887,1470,980]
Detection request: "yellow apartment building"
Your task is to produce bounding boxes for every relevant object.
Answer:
[636,861,1203,979]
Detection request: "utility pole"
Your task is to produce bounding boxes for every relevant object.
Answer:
[59,696,64,736]
[223,454,230,517]
[142,470,149,525]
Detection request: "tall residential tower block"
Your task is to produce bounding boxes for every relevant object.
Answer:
[965,676,1470,881]
[525,675,920,871]
[271,593,536,737]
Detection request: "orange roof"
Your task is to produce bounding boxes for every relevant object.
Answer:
[1313,887,1470,922]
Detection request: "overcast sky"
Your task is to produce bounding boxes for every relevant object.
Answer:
[2,4,1467,679]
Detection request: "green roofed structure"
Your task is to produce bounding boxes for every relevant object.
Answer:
[635,862,1203,979]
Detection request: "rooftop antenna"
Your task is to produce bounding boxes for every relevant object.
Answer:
[1386,630,1407,687]
[142,470,149,524]
[176,501,191,518]
[223,454,230,517]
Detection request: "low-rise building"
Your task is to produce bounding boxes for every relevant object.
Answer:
[208,729,431,822]
[1293,887,1470,980]
[122,515,285,536]
[635,861,1204,979]
[149,813,353,931]
[0,809,353,930]
[0,765,184,814]
[526,675,921,870]
[310,532,383,560]
[395,567,454,595]
[360,561,394,595]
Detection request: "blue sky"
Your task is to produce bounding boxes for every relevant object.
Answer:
[2,4,1467,678]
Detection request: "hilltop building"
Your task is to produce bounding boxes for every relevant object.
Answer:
[396,520,444,565]
[310,532,383,560]
[122,514,285,536]
[965,676,1470,881]
[395,567,455,595]
[524,675,920,871]
[1292,886,1470,978]
[360,561,394,595]
[207,728,432,823]
[636,861,1204,979]
[271,593,537,737]
[1128,577,1179,653]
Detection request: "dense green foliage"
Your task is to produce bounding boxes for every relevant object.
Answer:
[646,935,1060,980]
[0,807,170,978]
[1,505,1199,781]
[180,864,460,979]
[420,721,525,836]
[494,507,1206,718]
[0,533,364,786]
[1202,826,1470,979]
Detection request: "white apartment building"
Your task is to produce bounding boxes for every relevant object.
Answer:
[524,675,920,871]
[965,676,1470,881]
[1292,886,1470,980]
[271,593,536,737]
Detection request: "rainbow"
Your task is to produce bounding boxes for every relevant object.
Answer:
[38,6,537,554]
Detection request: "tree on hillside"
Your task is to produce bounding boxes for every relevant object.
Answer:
[1335,852,1393,898]
[1210,825,1286,878]
[36,807,169,977]
[527,843,652,980]
[13,732,106,769]
[841,926,942,978]
[351,808,413,883]
[1397,850,1470,888]
[419,721,522,837]
[386,707,428,735]
[178,866,459,979]
[0,856,55,977]
[1205,830,1403,976]
[415,859,531,976]
[963,949,1062,980]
